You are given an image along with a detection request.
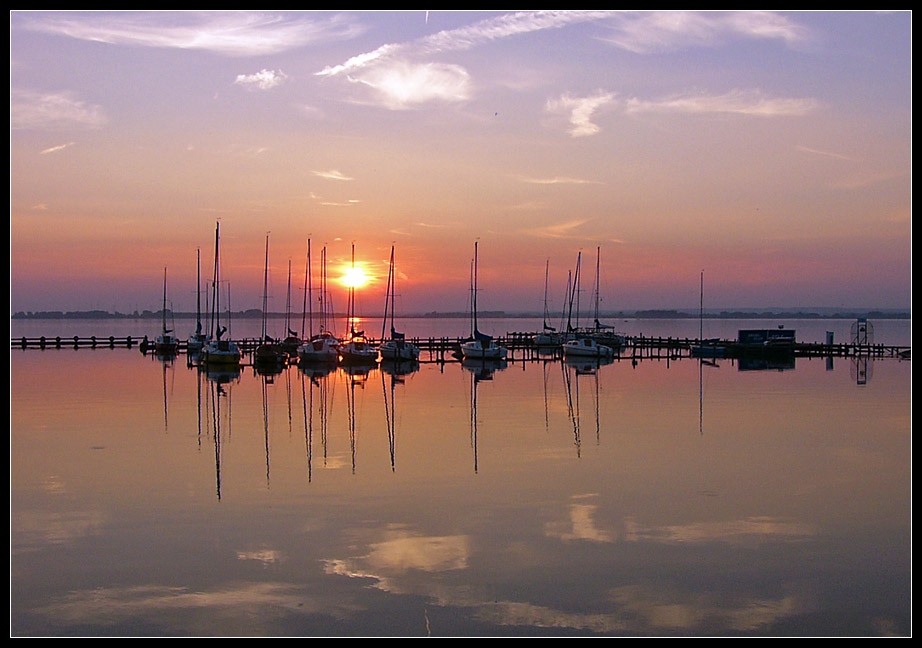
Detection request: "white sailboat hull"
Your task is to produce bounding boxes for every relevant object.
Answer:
[298,334,339,363]
[339,339,378,364]
[379,340,420,361]
[461,339,507,360]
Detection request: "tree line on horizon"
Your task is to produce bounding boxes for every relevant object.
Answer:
[11,308,911,321]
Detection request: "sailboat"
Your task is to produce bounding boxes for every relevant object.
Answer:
[379,245,419,362]
[586,246,625,351]
[298,242,340,364]
[562,250,614,359]
[187,248,209,354]
[279,258,302,358]
[534,259,563,348]
[254,233,287,372]
[154,267,179,355]
[338,243,378,365]
[461,241,507,361]
[202,222,242,368]
[691,270,726,359]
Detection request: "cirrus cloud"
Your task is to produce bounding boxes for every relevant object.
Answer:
[14,11,366,57]
[625,89,821,117]
[10,89,108,131]
[598,10,811,54]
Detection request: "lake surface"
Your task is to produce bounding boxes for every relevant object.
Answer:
[10,318,912,636]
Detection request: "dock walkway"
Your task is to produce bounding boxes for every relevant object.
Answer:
[12,332,911,362]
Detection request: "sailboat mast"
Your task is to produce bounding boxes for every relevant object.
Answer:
[195,248,201,332]
[382,245,395,340]
[320,246,327,334]
[211,222,220,338]
[700,269,704,342]
[594,246,601,328]
[349,242,355,336]
[301,238,310,339]
[162,267,168,334]
[261,233,270,340]
[472,241,479,335]
[390,246,397,335]
[564,270,573,332]
[285,258,292,336]
[575,252,581,330]
[568,252,581,332]
[543,258,550,330]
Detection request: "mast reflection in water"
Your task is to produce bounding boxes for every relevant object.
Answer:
[10,333,911,637]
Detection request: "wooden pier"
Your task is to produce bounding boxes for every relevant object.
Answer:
[11,332,911,362]
[12,335,146,350]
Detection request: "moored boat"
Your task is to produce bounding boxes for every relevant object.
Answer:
[339,332,378,365]
[562,335,614,358]
[338,243,378,366]
[298,242,340,364]
[253,233,287,371]
[379,245,419,362]
[460,241,507,361]
[202,222,241,368]
[187,248,209,354]
[154,267,179,356]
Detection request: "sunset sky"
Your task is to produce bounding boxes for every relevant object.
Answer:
[10,11,911,316]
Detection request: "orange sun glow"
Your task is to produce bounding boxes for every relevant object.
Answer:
[340,266,370,289]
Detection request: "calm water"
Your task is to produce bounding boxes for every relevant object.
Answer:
[10,318,912,636]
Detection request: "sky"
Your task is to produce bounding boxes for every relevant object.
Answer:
[10,10,912,316]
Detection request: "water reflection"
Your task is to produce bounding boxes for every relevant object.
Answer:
[10,348,911,636]
[562,358,606,455]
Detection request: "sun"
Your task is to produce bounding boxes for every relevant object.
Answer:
[340,265,370,289]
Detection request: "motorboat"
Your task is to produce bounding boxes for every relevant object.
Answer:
[562,335,614,358]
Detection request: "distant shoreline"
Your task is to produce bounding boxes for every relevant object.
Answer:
[10,309,911,321]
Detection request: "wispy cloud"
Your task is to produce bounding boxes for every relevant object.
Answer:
[233,68,288,91]
[10,89,107,131]
[414,221,457,229]
[317,11,618,78]
[515,174,601,185]
[532,219,592,238]
[542,87,819,137]
[40,142,76,155]
[546,91,616,137]
[625,89,821,117]
[316,11,618,109]
[15,11,365,57]
[312,170,353,181]
[524,218,603,241]
[599,10,811,54]
[795,145,858,162]
[523,218,626,244]
[315,11,814,115]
